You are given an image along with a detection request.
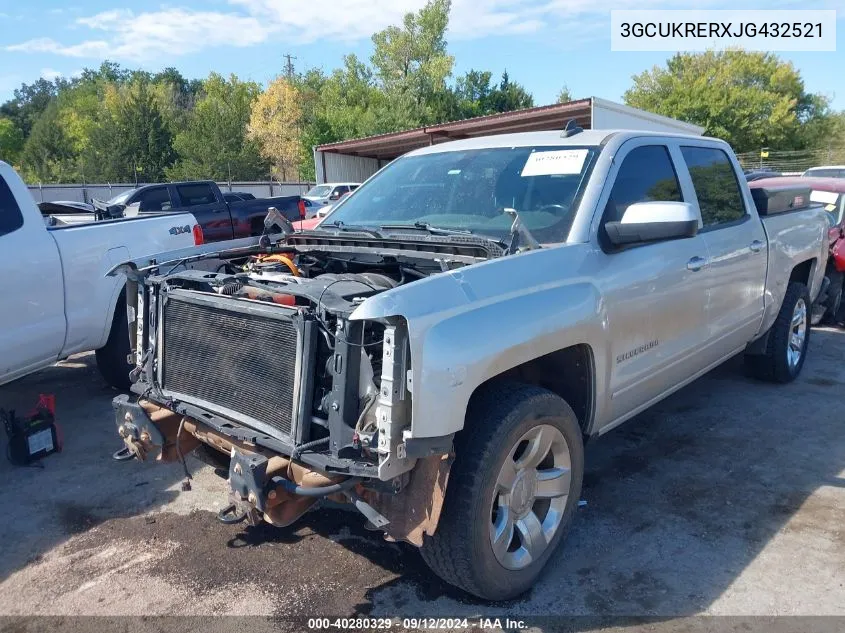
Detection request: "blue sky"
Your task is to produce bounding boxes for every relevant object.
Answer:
[1,0,843,111]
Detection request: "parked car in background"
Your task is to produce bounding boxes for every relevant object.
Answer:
[303,182,360,211]
[744,169,782,181]
[313,190,354,220]
[94,180,306,243]
[751,175,845,324]
[0,161,203,390]
[113,130,828,601]
[803,165,845,179]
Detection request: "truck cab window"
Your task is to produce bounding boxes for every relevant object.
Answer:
[681,146,746,228]
[604,145,682,224]
[138,187,172,212]
[176,184,215,207]
[0,177,24,237]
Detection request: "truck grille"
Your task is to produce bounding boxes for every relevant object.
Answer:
[161,294,299,437]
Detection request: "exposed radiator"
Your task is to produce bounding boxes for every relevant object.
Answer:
[161,294,299,437]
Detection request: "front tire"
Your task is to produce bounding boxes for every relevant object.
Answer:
[96,290,131,391]
[745,282,811,383]
[419,383,584,600]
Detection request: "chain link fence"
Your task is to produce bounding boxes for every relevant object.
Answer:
[735,147,845,174]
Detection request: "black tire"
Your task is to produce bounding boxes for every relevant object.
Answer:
[96,290,131,391]
[745,282,811,383]
[820,272,843,325]
[419,382,584,601]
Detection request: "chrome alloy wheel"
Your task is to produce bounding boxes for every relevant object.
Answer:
[788,298,808,370]
[489,424,572,570]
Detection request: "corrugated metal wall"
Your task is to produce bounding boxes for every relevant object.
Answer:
[591,98,704,135]
[26,181,314,204]
[315,150,383,184]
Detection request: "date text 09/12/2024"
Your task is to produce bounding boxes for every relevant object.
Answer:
[307,618,528,630]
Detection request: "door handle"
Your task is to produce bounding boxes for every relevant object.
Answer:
[750,240,764,253]
[686,256,707,272]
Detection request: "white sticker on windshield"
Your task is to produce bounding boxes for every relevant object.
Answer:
[521,149,588,177]
[810,190,838,205]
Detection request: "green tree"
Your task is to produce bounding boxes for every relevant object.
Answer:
[84,80,176,182]
[0,117,24,166]
[168,73,268,181]
[1,78,58,138]
[485,71,533,113]
[19,100,78,182]
[370,0,454,122]
[556,85,573,104]
[624,49,835,152]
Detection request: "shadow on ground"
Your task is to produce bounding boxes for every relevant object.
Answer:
[1,328,844,618]
[0,353,189,581]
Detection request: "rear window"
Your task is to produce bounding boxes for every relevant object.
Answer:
[176,184,216,207]
[0,176,25,237]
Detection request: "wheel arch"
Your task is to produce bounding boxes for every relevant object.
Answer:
[466,344,596,437]
[789,257,817,287]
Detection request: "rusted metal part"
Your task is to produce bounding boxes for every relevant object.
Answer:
[137,401,200,462]
[134,399,349,528]
[262,456,347,527]
[361,453,453,546]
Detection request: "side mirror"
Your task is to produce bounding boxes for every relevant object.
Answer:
[605,201,698,246]
[124,202,141,217]
[106,203,126,219]
[329,191,341,201]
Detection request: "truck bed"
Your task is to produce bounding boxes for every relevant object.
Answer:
[759,205,830,335]
[48,212,200,357]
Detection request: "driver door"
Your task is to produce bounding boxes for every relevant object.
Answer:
[595,141,711,427]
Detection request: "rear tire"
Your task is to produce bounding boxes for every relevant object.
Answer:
[745,282,811,383]
[419,382,584,600]
[820,272,843,325]
[96,290,131,391]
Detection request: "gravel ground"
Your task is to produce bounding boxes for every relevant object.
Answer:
[0,328,843,627]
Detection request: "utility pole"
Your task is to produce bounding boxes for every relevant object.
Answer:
[283,53,297,80]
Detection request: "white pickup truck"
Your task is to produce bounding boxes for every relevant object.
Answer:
[0,161,201,389]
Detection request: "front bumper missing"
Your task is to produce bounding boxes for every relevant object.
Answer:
[112,395,453,544]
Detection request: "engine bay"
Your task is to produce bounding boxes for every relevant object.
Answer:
[129,237,495,483]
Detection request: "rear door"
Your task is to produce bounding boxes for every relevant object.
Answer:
[596,142,712,423]
[0,171,65,382]
[679,145,767,356]
[173,183,234,242]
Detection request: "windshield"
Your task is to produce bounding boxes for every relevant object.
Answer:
[106,190,133,205]
[805,168,845,178]
[305,185,332,198]
[323,145,599,243]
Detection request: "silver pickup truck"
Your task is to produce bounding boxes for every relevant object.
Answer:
[113,129,828,600]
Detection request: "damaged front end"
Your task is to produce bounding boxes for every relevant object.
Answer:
[112,231,498,543]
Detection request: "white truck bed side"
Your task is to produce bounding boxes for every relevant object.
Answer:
[50,216,200,357]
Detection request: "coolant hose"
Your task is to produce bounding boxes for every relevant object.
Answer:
[273,475,361,498]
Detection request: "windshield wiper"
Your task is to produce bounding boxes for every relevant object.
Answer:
[379,221,472,236]
[320,220,383,238]
[379,221,508,249]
